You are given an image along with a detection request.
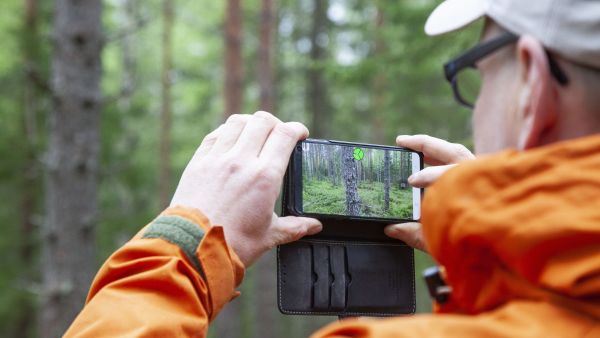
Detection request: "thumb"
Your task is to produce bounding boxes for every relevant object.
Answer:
[270,216,323,246]
[384,222,428,253]
[409,164,455,188]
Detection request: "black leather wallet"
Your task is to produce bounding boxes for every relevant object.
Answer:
[277,174,416,317]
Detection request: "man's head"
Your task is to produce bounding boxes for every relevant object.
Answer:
[426,0,600,154]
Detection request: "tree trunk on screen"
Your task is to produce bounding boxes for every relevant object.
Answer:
[401,152,410,189]
[384,150,391,212]
[306,143,313,180]
[224,0,243,116]
[215,1,244,336]
[18,0,41,336]
[307,0,330,138]
[327,145,336,186]
[317,144,323,180]
[368,150,374,182]
[159,0,174,209]
[41,0,103,336]
[342,147,360,216]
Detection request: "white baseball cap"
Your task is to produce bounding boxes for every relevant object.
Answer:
[424,0,600,69]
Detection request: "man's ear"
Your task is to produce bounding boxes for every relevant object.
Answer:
[515,35,560,150]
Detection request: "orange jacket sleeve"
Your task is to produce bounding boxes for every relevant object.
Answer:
[64,207,245,338]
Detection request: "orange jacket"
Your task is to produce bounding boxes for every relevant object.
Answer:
[64,207,244,337]
[66,136,600,337]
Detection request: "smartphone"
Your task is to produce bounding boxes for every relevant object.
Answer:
[287,139,423,222]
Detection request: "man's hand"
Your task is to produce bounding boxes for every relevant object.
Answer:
[170,111,322,267]
[384,135,475,252]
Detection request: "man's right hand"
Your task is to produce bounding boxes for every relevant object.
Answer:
[384,135,475,252]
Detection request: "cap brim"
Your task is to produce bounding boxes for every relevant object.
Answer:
[425,0,489,36]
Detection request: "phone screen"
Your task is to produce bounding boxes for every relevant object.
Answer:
[299,140,421,221]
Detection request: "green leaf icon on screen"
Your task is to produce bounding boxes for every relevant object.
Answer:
[353,147,364,161]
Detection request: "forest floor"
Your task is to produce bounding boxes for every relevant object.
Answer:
[303,179,413,219]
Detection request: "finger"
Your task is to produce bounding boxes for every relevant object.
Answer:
[270,216,323,246]
[194,124,225,158]
[396,135,474,165]
[384,223,427,252]
[230,111,281,157]
[209,114,251,154]
[259,122,309,175]
[408,164,455,188]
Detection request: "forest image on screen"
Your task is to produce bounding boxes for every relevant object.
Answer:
[302,142,413,219]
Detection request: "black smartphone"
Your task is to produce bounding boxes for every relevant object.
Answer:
[287,139,423,222]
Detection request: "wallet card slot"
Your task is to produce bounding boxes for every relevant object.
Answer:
[345,244,415,313]
[312,244,330,310]
[329,245,347,311]
[278,241,313,312]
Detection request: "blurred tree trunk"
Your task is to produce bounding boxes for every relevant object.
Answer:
[224,0,243,116]
[22,0,40,265]
[41,0,103,336]
[159,0,174,208]
[253,1,277,338]
[118,0,138,111]
[252,251,277,338]
[215,1,244,336]
[372,4,386,144]
[342,147,360,216]
[214,296,243,338]
[307,0,330,138]
[18,0,41,336]
[258,0,274,111]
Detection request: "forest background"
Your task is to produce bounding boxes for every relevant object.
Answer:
[0,0,478,337]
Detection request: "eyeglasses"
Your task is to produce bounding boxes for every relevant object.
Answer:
[444,32,570,109]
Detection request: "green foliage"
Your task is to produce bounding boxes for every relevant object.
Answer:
[304,179,347,214]
[303,179,412,219]
[358,181,412,218]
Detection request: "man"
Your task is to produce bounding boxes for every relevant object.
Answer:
[65,0,600,337]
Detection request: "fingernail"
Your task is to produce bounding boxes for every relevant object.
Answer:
[408,174,417,184]
[384,226,400,239]
[308,222,323,235]
[308,227,321,236]
[396,135,409,142]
